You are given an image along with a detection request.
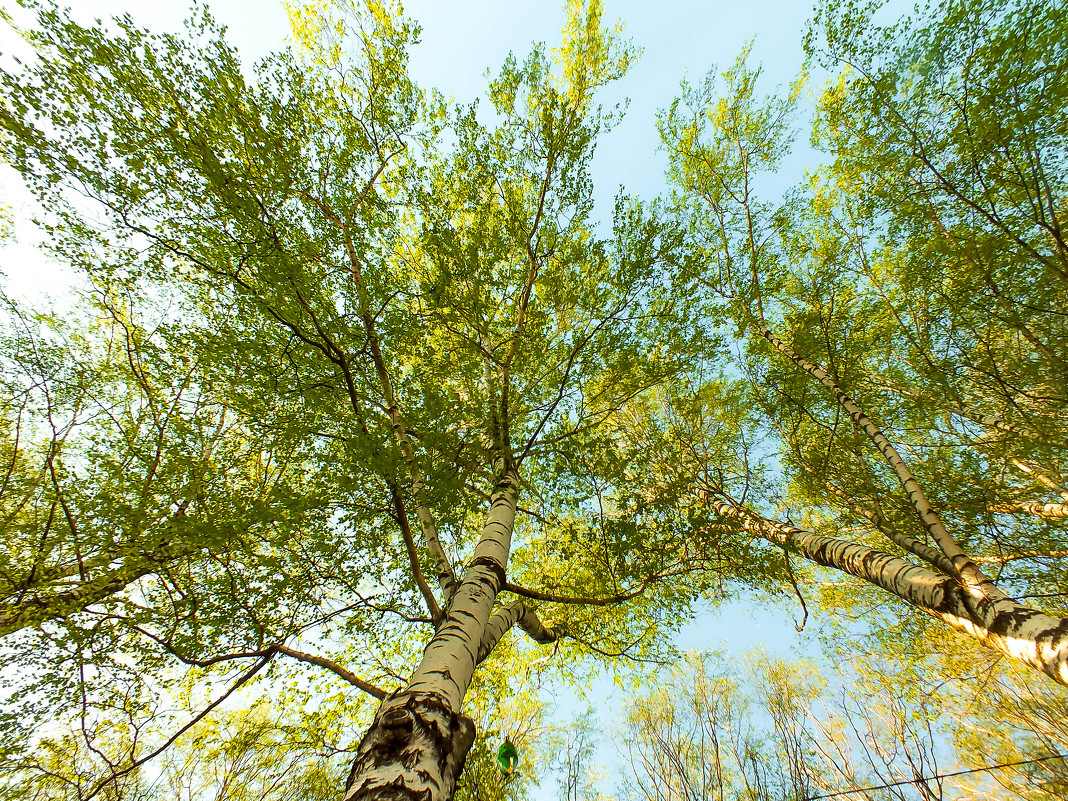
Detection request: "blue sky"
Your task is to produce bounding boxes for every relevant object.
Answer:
[2,0,827,298]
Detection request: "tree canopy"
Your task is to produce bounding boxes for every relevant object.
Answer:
[0,0,1065,799]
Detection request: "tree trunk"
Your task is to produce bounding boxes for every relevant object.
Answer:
[992,501,1068,519]
[713,502,1068,685]
[342,463,520,801]
[343,691,476,801]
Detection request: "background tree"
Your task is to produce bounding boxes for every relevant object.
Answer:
[657,0,1068,683]
[614,648,1068,801]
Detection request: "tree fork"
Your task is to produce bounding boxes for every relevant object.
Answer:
[754,323,992,591]
[477,600,559,664]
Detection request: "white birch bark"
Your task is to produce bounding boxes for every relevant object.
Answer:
[346,240,457,605]
[818,476,958,576]
[751,323,1045,642]
[941,400,1059,447]
[477,601,559,664]
[1010,460,1068,503]
[755,325,982,581]
[341,462,520,801]
[992,501,1068,519]
[713,502,1068,685]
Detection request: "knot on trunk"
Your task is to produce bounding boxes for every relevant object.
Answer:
[381,706,415,734]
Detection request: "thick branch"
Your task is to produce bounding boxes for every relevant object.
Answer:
[405,460,520,708]
[819,476,958,576]
[991,501,1068,519]
[501,580,648,607]
[857,505,958,576]
[274,644,386,699]
[476,600,559,664]
[388,482,444,623]
[1,558,160,638]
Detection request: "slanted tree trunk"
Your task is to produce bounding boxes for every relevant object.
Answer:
[0,565,147,637]
[713,501,1068,685]
[992,501,1068,519]
[726,322,1068,683]
[342,462,520,801]
[0,543,200,638]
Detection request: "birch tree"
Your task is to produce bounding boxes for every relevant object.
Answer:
[0,2,707,800]
[658,0,1068,683]
[616,648,1068,801]
[5,0,1066,798]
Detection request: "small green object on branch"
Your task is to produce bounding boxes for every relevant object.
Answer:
[496,739,519,775]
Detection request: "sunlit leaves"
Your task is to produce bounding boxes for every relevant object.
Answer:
[0,1,720,796]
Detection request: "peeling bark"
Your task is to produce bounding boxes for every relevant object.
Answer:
[343,692,476,801]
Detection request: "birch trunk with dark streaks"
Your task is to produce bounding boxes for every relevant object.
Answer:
[342,462,540,801]
[713,501,1068,685]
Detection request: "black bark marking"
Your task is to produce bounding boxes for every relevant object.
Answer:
[346,692,476,801]
[987,607,1067,639]
[469,556,506,588]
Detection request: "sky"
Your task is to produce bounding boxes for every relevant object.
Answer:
[1,0,827,300]
[0,0,840,793]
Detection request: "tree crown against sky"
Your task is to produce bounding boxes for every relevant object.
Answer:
[654,0,1068,678]
[0,2,733,797]
[0,0,1066,799]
